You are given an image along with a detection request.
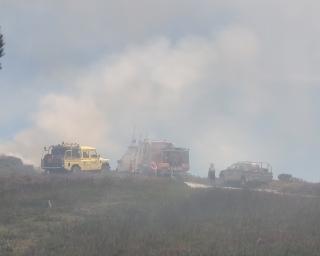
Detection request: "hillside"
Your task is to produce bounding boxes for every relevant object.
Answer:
[1,172,320,256]
[0,155,36,176]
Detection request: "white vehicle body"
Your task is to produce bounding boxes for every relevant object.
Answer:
[220,161,273,185]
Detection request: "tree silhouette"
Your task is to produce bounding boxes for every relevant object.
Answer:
[0,30,4,69]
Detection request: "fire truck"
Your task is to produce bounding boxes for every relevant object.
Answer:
[117,139,189,176]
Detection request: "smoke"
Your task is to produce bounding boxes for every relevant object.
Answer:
[2,0,320,180]
[0,26,261,169]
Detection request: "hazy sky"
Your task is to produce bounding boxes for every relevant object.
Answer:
[1,0,320,180]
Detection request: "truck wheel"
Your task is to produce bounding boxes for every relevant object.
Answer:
[71,165,81,173]
[101,163,110,172]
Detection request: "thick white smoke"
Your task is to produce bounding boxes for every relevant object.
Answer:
[1,0,320,180]
[0,26,261,170]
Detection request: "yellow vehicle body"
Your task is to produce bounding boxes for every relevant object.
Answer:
[41,143,110,173]
[64,146,107,172]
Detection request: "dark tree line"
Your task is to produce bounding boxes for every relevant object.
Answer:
[0,30,4,69]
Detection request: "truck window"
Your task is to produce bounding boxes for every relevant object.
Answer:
[65,150,72,159]
[83,151,89,158]
[72,148,81,158]
[89,150,98,158]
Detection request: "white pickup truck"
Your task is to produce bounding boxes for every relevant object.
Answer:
[219,161,273,186]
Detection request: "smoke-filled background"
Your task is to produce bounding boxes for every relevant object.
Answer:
[1,0,320,180]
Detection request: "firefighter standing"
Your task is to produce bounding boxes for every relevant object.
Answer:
[208,163,216,185]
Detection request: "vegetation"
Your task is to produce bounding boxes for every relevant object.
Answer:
[278,173,293,182]
[1,172,320,256]
[0,30,4,69]
[265,180,320,197]
[0,155,36,176]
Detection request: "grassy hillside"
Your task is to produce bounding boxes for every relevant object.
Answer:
[1,173,320,256]
[0,155,36,176]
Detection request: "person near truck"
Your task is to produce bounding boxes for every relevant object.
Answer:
[208,163,216,185]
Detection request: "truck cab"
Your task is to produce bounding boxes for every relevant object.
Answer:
[41,143,110,173]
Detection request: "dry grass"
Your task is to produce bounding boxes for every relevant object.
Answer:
[1,173,320,255]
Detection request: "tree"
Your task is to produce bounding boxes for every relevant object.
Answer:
[0,30,4,69]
